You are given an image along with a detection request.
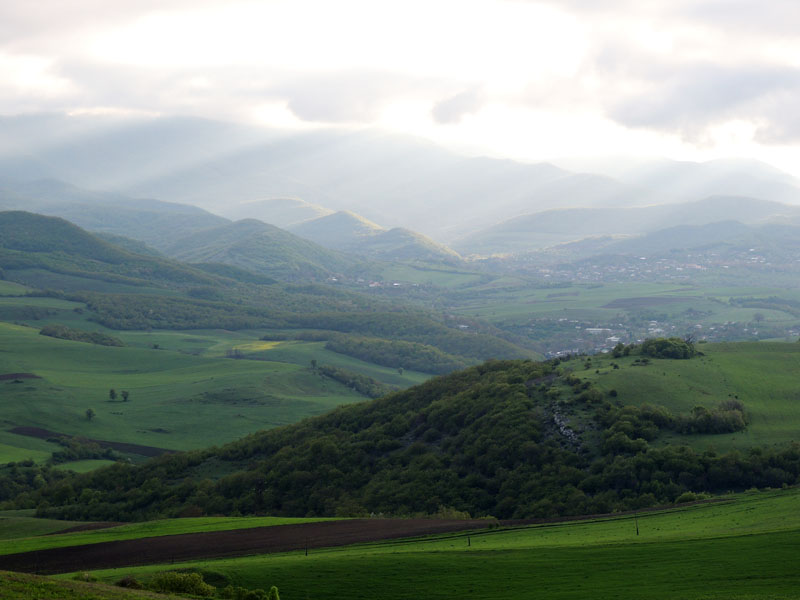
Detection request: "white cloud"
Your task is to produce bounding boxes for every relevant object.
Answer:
[432,88,486,124]
[0,0,799,170]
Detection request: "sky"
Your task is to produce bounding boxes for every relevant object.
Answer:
[1,0,800,175]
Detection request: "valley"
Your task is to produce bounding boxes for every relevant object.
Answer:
[2,117,800,600]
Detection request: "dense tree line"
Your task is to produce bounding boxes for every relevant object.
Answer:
[316,365,395,398]
[641,337,697,359]
[12,358,800,522]
[39,324,124,346]
[0,461,69,506]
[324,334,469,374]
[287,312,533,361]
[49,436,119,464]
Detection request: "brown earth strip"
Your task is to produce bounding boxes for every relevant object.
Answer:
[8,427,175,458]
[49,522,126,535]
[0,499,728,575]
[0,373,40,381]
[0,519,492,575]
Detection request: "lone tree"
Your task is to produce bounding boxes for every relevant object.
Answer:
[121,390,129,402]
[85,408,95,421]
[109,388,117,401]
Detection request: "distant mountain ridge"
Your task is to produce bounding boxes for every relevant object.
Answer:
[0,211,219,288]
[453,196,800,255]
[0,178,228,248]
[220,197,334,228]
[289,211,462,265]
[4,115,799,244]
[161,218,361,281]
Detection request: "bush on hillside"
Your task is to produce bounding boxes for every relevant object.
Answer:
[641,337,696,359]
[39,324,124,347]
[149,572,214,597]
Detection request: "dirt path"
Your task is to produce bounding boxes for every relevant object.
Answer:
[0,519,491,575]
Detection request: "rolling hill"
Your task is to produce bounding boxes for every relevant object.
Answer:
[21,341,800,522]
[220,197,334,228]
[160,218,361,282]
[454,195,800,255]
[289,211,463,264]
[0,211,220,289]
[0,178,228,249]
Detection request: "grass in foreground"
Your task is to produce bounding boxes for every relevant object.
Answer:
[68,488,800,600]
[0,516,337,556]
[0,570,190,600]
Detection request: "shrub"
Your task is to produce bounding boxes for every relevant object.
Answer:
[221,586,279,600]
[641,337,696,359]
[149,571,215,596]
[115,575,142,589]
[675,491,698,504]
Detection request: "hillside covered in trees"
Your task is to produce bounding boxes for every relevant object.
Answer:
[15,347,800,522]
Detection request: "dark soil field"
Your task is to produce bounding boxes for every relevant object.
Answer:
[9,427,174,457]
[0,519,492,575]
[0,373,41,381]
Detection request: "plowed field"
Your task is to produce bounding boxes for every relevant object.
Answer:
[0,519,490,575]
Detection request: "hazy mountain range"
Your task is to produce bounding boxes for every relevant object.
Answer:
[2,114,800,261]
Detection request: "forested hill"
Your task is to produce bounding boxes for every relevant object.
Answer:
[160,218,360,282]
[23,348,800,522]
[0,211,219,287]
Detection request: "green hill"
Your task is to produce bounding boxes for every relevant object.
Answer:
[0,211,219,289]
[290,211,463,264]
[453,195,800,255]
[222,197,334,227]
[161,218,360,282]
[0,178,228,249]
[23,342,800,521]
[289,210,385,248]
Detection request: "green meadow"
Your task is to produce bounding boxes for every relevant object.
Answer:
[447,280,800,328]
[574,341,800,451]
[0,321,369,460]
[59,487,800,600]
[377,263,486,288]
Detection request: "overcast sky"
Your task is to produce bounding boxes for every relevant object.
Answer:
[2,0,800,174]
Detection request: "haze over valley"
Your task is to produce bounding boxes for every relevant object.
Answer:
[3,2,800,599]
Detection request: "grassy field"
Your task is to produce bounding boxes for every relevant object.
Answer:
[0,321,369,461]
[572,341,800,451]
[0,516,336,556]
[0,281,30,295]
[0,516,85,540]
[447,280,800,328]
[62,487,800,600]
[0,571,192,600]
[376,264,486,288]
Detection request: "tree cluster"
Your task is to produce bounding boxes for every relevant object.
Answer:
[39,324,124,347]
[16,359,799,523]
[324,334,469,374]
